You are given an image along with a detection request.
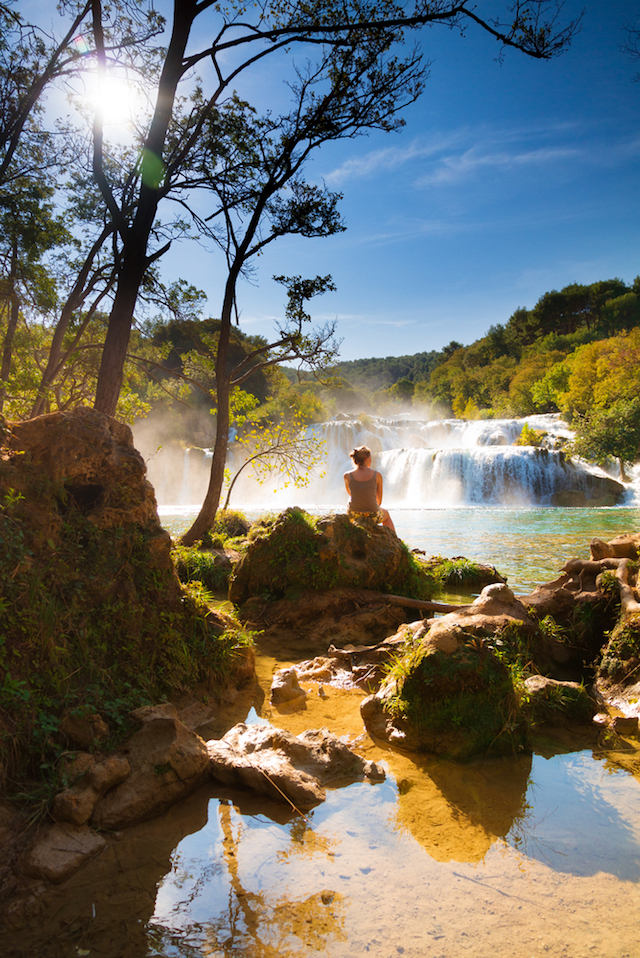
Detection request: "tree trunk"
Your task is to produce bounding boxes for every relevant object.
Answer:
[93,248,147,416]
[179,381,230,545]
[180,273,235,545]
[0,242,19,415]
[32,225,113,417]
[91,1,196,418]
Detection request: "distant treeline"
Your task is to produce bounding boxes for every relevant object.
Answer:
[308,276,640,422]
[331,350,442,391]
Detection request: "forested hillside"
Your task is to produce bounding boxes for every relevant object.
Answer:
[325,277,639,416]
[313,276,640,476]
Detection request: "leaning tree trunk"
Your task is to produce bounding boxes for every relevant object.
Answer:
[93,246,147,417]
[91,3,196,418]
[32,225,113,417]
[180,275,236,545]
[0,242,19,414]
[180,377,231,545]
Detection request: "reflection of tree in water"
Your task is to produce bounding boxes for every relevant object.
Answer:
[210,800,346,957]
[149,800,347,957]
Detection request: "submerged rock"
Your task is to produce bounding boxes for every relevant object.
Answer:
[270,668,307,708]
[20,823,107,884]
[206,722,385,809]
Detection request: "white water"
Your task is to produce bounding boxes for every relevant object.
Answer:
[141,413,639,511]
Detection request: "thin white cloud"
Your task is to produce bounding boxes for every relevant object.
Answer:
[323,119,639,191]
[323,131,468,185]
[415,144,578,187]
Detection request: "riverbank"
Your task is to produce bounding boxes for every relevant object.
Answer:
[2,643,640,958]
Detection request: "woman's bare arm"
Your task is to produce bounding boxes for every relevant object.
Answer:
[376,472,383,505]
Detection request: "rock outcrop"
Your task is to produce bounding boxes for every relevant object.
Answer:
[206,722,385,809]
[360,584,531,759]
[230,508,434,607]
[5,406,171,559]
[91,705,210,830]
[0,407,256,796]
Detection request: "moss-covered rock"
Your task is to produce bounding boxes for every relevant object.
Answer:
[0,408,254,796]
[598,614,640,685]
[229,508,437,607]
[521,675,597,726]
[423,555,506,592]
[361,640,527,760]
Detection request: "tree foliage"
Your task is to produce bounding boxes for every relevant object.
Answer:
[571,398,640,481]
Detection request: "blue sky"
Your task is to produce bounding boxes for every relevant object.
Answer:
[163,2,640,362]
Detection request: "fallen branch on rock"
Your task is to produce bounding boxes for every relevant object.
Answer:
[337,587,468,614]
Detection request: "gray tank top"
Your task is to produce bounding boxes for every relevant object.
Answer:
[347,472,378,512]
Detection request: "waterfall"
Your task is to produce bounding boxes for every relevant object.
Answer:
[144,413,632,509]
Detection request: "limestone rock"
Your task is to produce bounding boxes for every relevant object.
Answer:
[590,534,640,561]
[548,467,624,507]
[270,668,307,707]
[20,823,106,884]
[361,641,526,759]
[241,588,408,656]
[611,714,639,735]
[207,723,385,808]
[420,583,535,655]
[52,755,131,826]
[230,508,431,607]
[6,407,162,539]
[523,675,598,724]
[359,592,533,759]
[91,713,209,829]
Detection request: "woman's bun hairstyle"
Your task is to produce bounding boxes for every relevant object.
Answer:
[350,445,371,466]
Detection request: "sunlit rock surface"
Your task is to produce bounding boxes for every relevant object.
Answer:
[91,705,210,829]
[206,722,385,809]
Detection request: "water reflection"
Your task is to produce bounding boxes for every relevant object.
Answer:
[151,792,353,957]
[504,751,640,881]
[393,753,532,863]
[4,746,640,957]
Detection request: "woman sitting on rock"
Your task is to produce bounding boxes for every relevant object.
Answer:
[344,445,396,533]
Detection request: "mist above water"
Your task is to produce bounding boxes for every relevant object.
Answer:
[134,413,638,513]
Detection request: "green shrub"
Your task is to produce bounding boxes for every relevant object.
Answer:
[172,544,232,592]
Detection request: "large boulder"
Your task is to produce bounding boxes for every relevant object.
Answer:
[360,585,533,759]
[0,408,256,796]
[229,508,435,607]
[206,722,385,809]
[547,463,624,507]
[361,639,526,760]
[5,406,169,553]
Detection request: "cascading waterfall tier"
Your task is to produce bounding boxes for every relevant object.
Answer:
[144,413,628,509]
